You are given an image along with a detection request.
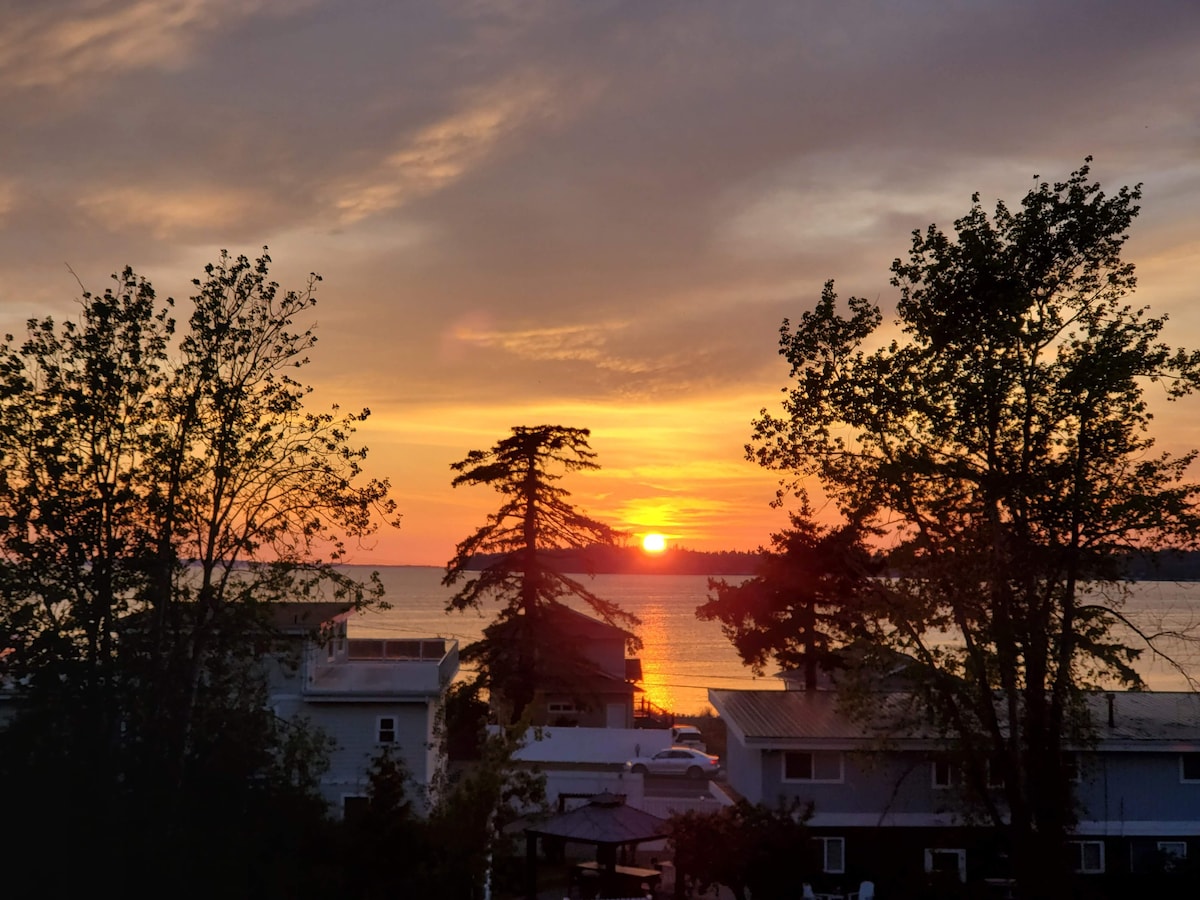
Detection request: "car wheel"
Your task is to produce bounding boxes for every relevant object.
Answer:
[632,764,648,776]
[686,766,703,779]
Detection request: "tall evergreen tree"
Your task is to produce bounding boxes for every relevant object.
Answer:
[444,425,638,721]
[700,510,881,690]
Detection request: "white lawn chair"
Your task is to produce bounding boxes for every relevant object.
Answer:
[848,881,874,900]
[803,884,817,900]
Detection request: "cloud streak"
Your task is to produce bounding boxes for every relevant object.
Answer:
[3,1,1200,563]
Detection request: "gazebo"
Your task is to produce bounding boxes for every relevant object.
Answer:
[521,791,670,899]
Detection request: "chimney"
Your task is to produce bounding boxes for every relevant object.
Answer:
[1106,692,1115,728]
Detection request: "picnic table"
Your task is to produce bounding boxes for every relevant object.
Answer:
[571,860,662,898]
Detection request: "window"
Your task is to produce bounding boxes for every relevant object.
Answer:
[932,759,959,789]
[783,751,843,783]
[1158,841,1187,871]
[1069,841,1104,874]
[548,702,580,714]
[817,837,845,874]
[986,757,1005,789]
[1180,753,1200,782]
[924,849,966,883]
[377,716,397,744]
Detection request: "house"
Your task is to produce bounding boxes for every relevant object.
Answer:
[710,687,1200,895]
[266,602,459,816]
[520,604,643,729]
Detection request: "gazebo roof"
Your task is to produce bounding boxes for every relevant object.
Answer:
[522,791,669,846]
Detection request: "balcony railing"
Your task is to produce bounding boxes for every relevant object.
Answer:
[306,637,458,697]
[346,638,450,661]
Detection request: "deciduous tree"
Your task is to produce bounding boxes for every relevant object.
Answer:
[748,160,1200,897]
[0,249,397,893]
[669,799,813,900]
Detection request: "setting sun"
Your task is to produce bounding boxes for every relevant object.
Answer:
[641,533,667,553]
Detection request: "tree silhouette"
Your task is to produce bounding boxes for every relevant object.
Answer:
[444,425,638,722]
[0,249,396,893]
[749,160,1200,896]
[699,510,880,690]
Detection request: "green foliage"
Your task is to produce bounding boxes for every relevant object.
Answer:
[669,798,813,900]
[444,425,638,720]
[748,159,1200,895]
[427,722,549,896]
[341,722,548,899]
[442,678,491,760]
[700,510,882,688]
[0,249,396,894]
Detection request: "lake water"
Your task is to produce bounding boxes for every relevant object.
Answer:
[341,567,1200,715]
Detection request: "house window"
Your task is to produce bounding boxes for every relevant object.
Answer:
[783,751,843,783]
[547,702,580,714]
[817,837,845,874]
[932,759,959,789]
[1158,841,1187,871]
[924,849,966,883]
[986,757,1005,789]
[377,716,397,744]
[1069,841,1104,874]
[1180,754,1200,782]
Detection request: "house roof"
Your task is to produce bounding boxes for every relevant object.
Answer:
[549,603,634,642]
[710,688,1200,750]
[1091,691,1200,744]
[266,601,352,634]
[709,689,878,745]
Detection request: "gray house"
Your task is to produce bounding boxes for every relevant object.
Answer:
[266,603,459,816]
[710,688,1200,894]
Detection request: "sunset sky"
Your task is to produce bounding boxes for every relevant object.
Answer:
[2,1,1200,566]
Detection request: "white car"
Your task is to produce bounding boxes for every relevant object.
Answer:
[625,746,721,779]
[671,724,706,751]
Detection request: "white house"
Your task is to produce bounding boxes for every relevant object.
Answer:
[266,602,459,816]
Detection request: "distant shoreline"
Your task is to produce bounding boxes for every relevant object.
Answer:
[357,547,1200,581]
[457,546,764,577]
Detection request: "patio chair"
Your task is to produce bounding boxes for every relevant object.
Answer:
[803,884,817,900]
[848,881,874,900]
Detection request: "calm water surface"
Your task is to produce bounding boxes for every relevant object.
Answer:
[338,567,1200,715]
[347,566,767,715]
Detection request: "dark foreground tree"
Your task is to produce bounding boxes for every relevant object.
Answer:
[444,425,639,722]
[669,798,813,900]
[0,250,397,895]
[699,510,882,690]
[342,723,547,899]
[748,161,1200,898]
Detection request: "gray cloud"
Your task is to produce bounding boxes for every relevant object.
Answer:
[3,0,1200,559]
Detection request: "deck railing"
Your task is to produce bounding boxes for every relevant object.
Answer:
[306,637,458,695]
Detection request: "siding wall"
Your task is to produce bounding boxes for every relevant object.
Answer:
[747,744,1200,836]
[303,700,436,812]
[722,735,761,803]
[1078,752,1200,825]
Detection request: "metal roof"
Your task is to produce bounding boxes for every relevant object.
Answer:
[709,690,880,744]
[522,791,669,845]
[710,689,1200,748]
